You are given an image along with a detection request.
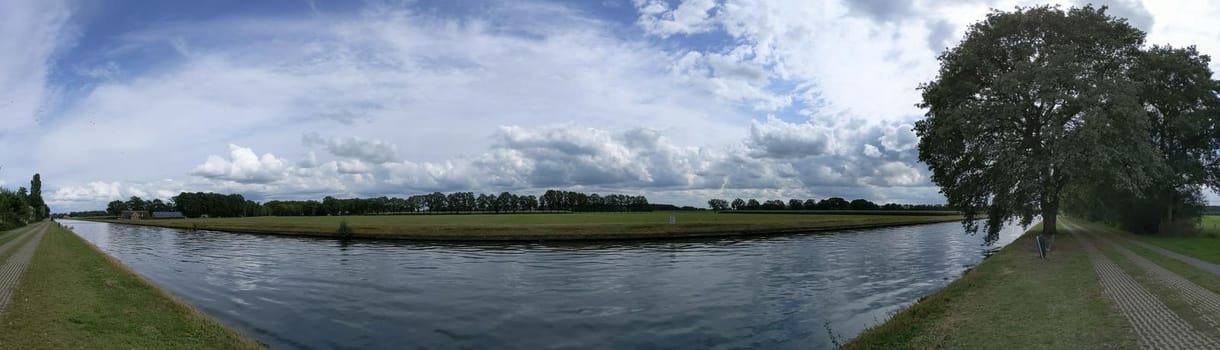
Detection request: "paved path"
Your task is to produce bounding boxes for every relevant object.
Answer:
[1090,232,1220,330]
[1121,237,1220,277]
[0,222,49,313]
[1069,222,1220,349]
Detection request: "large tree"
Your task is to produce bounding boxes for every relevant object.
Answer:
[916,6,1162,239]
[1063,45,1220,233]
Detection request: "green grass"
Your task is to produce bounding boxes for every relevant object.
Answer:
[1201,215,1220,236]
[845,222,1137,349]
[1127,230,1220,266]
[85,211,964,240]
[0,223,262,349]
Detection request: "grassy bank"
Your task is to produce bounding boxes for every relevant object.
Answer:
[84,211,964,240]
[845,222,1137,349]
[0,223,261,349]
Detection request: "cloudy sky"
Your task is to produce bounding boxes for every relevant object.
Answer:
[3,0,1219,212]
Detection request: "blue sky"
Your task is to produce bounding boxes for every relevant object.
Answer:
[3,0,1220,212]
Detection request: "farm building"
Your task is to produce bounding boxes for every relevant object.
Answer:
[119,210,150,220]
[151,211,186,219]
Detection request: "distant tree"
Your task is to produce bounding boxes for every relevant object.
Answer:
[106,200,126,216]
[707,198,729,211]
[125,196,147,212]
[29,174,46,220]
[818,197,850,210]
[849,199,880,210]
[731,198,745,210]
[803,199,816,210]
[745,199,760,210]
[788,199,803,210]
[762,200,786,210]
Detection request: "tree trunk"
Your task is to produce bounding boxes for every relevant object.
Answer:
[1043,212,1058,236]
[1042,196,1059,236]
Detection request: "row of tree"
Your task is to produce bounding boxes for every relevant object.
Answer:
[916,5,1220,239]
[101,189,652,218]
[0,174,49,230]
[706,198,953,211]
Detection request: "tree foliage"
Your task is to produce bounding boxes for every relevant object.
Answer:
[917,5,1169,240]
[1062,45,1220,232]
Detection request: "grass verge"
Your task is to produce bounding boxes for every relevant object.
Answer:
[844,223,1137,349]
[83,212,964,241]
[0,223,262,349]
[1127,231,1220,265]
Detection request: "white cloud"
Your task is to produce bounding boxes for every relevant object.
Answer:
[35,0,1220,212]
[863,144,882,157]
[192,144,289,184]
[635,0,719,37]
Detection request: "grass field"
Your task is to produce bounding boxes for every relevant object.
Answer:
[1106,215,1220,265]
[86,211,964,240]
[1200,215,1220,236]
[844,221,1137,349]
[0,223,261,349]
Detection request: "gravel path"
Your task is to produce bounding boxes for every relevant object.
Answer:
[1071,224,1220,349]
[1120,238,1220,277]
[0,222,49,313]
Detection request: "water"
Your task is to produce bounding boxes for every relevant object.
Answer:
[59,219,1028,349]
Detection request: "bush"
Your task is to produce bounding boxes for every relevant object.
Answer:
[337,219,353,238]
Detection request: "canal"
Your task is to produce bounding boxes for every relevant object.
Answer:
[59,219,1027,349]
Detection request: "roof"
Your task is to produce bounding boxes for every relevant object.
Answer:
[151,211,185,219]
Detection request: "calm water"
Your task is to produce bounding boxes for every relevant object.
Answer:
[59,219,1027,349]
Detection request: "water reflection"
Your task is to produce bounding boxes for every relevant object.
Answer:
[60,219,1027,350]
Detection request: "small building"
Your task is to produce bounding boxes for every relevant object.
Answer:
[151,211,186,219]
[119,210,150,220]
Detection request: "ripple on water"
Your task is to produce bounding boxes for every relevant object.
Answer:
[60,219,1031,350]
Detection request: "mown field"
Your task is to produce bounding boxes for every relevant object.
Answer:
[85,211,964,240]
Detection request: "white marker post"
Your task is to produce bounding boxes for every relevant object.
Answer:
[669,215,676,225]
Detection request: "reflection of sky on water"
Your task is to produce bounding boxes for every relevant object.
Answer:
[61,219,1028,350]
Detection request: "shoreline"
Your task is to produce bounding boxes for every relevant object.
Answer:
[75,216,967,242]
[843,221,1137,348]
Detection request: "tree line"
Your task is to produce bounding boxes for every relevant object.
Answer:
[96,189,651,218]
[916,5,1220,238]
[0,173,50,230]
[706,197,953,211]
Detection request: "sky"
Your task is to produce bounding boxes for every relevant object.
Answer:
[3,0,1220,212]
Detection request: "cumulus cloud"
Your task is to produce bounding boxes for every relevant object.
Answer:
[192,144,289,184]
[878,124,918,152]
[746,116,831,158]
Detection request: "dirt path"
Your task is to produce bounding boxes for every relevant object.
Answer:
[0,222,49,312]
[1069,222,1220,349]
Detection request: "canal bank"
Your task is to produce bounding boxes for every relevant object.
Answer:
[0,222,261,349]
[845,222,1136,349]
[82,212,965,241]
